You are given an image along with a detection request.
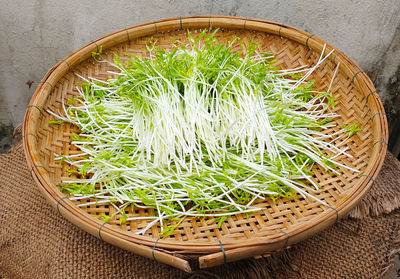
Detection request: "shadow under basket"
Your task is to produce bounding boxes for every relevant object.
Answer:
[23,16,388,273]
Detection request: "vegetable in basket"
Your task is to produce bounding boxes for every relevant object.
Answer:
[49,30,359,236]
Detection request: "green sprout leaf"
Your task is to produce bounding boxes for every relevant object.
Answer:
[49,119,64,125]
[91,45,103,61]
[345,123,362,137]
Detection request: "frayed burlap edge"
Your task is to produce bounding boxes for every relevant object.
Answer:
[349,193,400,219]
[349,152,400,219]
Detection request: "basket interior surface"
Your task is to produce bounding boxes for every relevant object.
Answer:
[33,27,375,246]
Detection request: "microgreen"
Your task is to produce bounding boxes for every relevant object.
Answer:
[49,30,360,235]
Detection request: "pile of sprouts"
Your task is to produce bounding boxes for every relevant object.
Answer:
[49,30,360,236]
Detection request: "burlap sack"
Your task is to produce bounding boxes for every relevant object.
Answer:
[1,145,399,279]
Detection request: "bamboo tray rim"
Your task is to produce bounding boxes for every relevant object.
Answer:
[23,15,388,270]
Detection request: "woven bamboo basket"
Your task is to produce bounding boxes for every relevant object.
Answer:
[23,16,388,272]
